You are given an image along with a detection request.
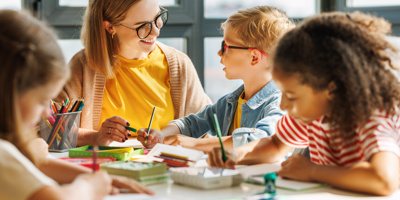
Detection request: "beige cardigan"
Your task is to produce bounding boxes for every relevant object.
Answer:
[56,42,211,131]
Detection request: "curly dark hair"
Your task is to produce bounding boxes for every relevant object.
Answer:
[272,11,400,141]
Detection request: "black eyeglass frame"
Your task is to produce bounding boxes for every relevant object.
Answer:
[119,7,168,39]
[221,40,269,57]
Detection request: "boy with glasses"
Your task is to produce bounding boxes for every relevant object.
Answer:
[138,6,294,152]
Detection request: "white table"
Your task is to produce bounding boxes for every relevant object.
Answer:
[50,140,400,200]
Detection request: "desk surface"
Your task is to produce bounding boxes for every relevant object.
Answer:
[51,140,400,200]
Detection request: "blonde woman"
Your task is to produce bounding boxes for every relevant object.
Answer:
[56,0,211,146]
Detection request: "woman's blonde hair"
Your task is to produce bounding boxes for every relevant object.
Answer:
[0,10,68,156]
[81,0,142,78]
[221,6,295,54]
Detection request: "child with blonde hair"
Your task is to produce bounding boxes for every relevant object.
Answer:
[138,6,294,152]
[208,11,400,196]
[0,10,152,199]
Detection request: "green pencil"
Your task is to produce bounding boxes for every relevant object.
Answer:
[124,126,137,133]
[212,113,227,162]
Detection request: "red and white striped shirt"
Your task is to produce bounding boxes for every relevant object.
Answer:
[276,111,400,167]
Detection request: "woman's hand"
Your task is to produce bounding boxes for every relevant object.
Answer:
[96,116,131,146]
[277,154,314,182]
[207,147,239,169]
[137,128,164,148]
[109,175,155,195]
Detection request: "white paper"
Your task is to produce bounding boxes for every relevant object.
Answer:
[109,139,144,148]
[236,163,282,179]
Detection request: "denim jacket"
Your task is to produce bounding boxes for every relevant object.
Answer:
[171,81,284,147]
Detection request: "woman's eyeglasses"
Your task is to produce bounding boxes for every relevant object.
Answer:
[221,40,269,57]
[119,7,168,39]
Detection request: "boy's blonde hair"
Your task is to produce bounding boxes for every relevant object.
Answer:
[81,0,142,78]
[222,6,294,54]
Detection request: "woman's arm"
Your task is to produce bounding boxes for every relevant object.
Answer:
[278,151,399,196]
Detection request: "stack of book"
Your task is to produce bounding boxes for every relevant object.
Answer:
[69,145,143,161]
[100,161,168,185]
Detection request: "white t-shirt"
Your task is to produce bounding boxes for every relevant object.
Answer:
[0,139,57,200]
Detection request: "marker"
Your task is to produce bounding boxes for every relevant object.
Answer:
[145,107,156,143]
[92,145,98,172]
[212,114,227,162]
[124,126,137,133]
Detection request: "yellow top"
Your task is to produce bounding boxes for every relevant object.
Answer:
[99,45,175,135]
[229,93,247,135]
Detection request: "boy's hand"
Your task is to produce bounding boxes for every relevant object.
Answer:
[163,135,197,148]
[137,128,164,148]
[277,154,314,182]
[207,147,238,169]
[110,175,154,195]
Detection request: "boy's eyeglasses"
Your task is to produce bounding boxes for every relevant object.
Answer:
[221,40,269,57]
[119,7,168,39]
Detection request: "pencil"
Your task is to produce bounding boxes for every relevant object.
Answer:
[145,107,156,143]
[212,113,227,162]
[92,145,98,172]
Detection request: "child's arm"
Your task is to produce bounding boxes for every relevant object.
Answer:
[207,135,293,168]
[278,151,399,196]
[37,157,154,194]
[164,135,234,153]
[29,171,112,200]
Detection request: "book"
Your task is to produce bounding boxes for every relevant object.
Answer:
[100,161,167,181]
[60,157,115,171]
[69,145,143,161]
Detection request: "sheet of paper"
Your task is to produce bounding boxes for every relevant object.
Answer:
[275,177,327,191]
[236,163,282,179]
[248,176,327,191]
[109,139,144,148]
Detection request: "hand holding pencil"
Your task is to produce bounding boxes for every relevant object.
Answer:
[207,114,239,169]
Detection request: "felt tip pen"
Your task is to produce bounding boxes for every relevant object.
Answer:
[124,126,137,133]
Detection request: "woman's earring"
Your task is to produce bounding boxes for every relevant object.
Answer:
[112,33,116,39]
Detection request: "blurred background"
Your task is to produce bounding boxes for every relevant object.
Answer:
[2,0,399,102]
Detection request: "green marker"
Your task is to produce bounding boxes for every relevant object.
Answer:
[124,126,137,133]
[212,113,227,162]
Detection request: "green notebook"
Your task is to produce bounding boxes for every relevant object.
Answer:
[100,161,167,180]
[68,145,143,161]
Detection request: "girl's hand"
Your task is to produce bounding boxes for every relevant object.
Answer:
[207,147,238,169]
[96,116,131,146]
[110,175,155,195]
[277,154,315,182]
[76,171,112,199]
[137,128,164,148]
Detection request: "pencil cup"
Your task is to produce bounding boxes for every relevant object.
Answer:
[39,111,81,152]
